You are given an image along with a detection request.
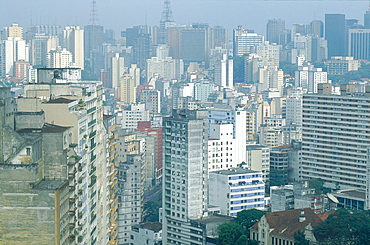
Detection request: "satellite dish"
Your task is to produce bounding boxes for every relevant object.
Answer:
[327,193,339,203]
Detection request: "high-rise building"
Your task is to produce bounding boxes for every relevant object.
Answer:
[17,68,117,244]
[266,19,285,45]
[0,37,29,77]
[120,73,136,104]
[310,20,324,37]
[348,29,370,61]
[47,48,73,68]
[301,91,370,190]
[63,26,84,70]
[207,123,237,171]
[295,63,328,93]
[181,25,210,64]
[233,26,264,56]
[133,33,151,70]
[325,14,346,58]
[162,109,209,245]
[208,109,247,165]
[3,23,23,38]
[30,34,58,68]
[214,54,233,89]
[84,24,104,60]
[365,6,370,29]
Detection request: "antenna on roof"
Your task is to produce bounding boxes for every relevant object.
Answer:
[160,0,174,23]
[89,0,99,25]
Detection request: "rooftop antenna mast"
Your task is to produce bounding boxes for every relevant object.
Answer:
[161,0,174,22]
[89,0,99,25]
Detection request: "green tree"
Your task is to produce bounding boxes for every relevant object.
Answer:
[143,201,161,222]
[314,209,370,245]
[235,209,266,229]
[294,230,309,245]
[280,62,297,76]
[217,222,245,245]
[307,178,331,195]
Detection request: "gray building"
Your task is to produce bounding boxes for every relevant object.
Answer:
[162,109,209,245]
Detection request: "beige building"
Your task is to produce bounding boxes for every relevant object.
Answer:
[17,70,117,244]
[120,73,136,104]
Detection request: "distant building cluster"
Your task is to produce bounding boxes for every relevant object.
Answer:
[1,1,370,245]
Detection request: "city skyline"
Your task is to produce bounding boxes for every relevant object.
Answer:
[1,0,369,36]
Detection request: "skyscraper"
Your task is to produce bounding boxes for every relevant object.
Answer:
[301,90,370,190]
[233,26,264,57]
[348,29,370,61]
[266,19,285,45]
[162,109,209,245]
[63,26,84,69]
[365,6,370,29]
[325,14,346,58]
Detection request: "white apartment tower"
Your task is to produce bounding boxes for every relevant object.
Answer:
[63,26,84,70]
[214,54,234,89]
[295,63,328,93]
[208,109,247,165]
[302,92,370,190]
[208,123,237,171]
[162,109,209,245]
[233,26,264,56]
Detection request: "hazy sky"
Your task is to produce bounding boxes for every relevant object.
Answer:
[1,0,369,36]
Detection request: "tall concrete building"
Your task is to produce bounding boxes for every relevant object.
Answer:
[63,26,84,69]
[17,68,117,244]
[47,47,73,68]
[84,24,104,60]
[181,25,209,64]
[162,109,209,245]
[348,29,370,61]
[3,23,23,38]
[266,19,285,45]
[120,73,136,104]
[295,63,328,93]
[325,14,346,58]
[214,54,233,89]
[233,26,264,56]
[207,123,237,171]
[301,91,370,190]
[310,20,324,38]
[365,6,370,29]
[0,36,29,77]
[208,108,247,165]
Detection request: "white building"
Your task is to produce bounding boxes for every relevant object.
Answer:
[214,54,233,89]
[146,56,184,81]
[193,80,216,103]
[295,63,328,93]
[256,41,281,67]
[110,53,125,89]
[129,222,162,245]
[208,109,247,165]
[302,92,370,190]
[208,123,237,171]
[119,103,150,129]
[233,26,264,56]
[47,47,73,68]
[286,95,302,126]
[209,168,265,217]
[0,37,29,77]
[63,26,84,70]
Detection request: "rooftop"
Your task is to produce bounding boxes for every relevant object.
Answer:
[46,98,76,104]
[210,168,261,176]
[33,180,67,190]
